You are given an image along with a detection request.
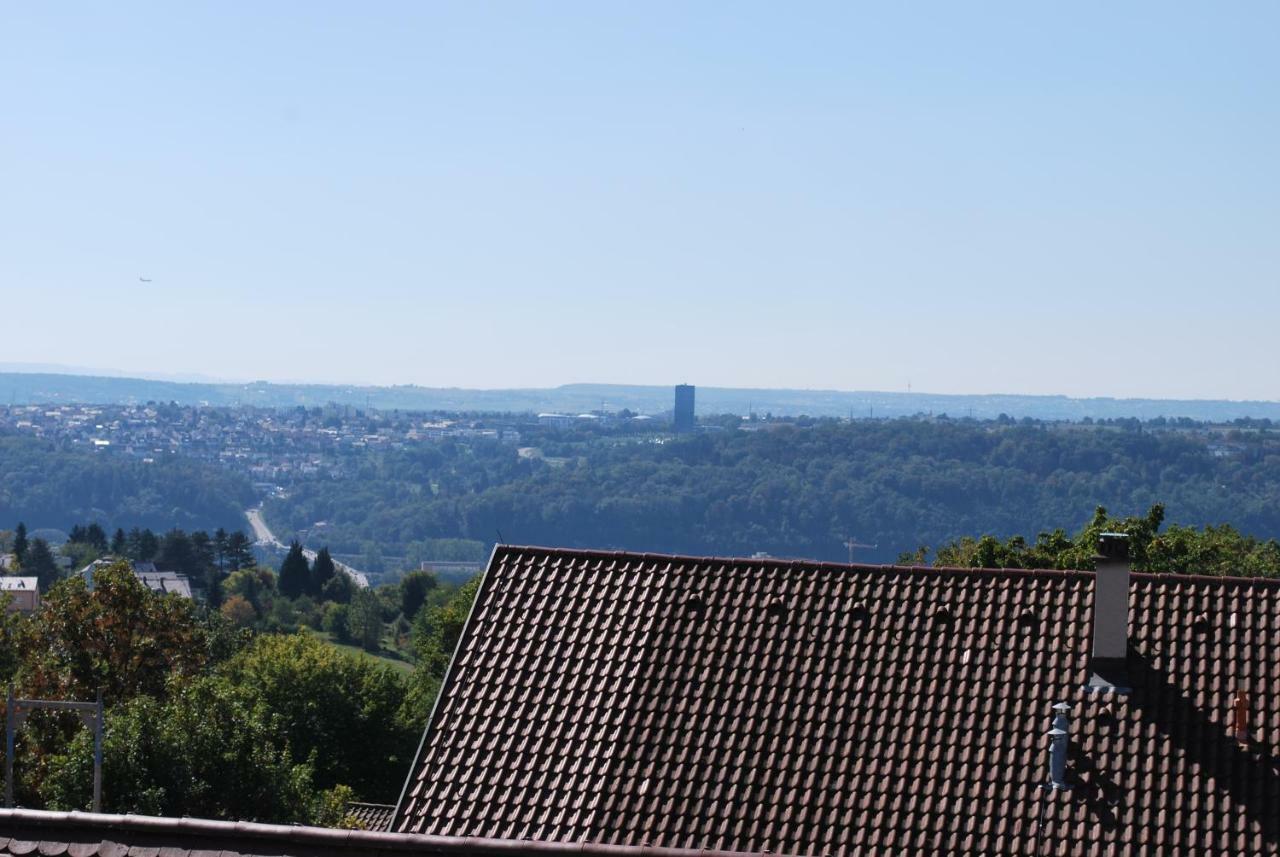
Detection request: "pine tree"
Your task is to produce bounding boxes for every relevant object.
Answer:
[227,531,254,571]
[13,523,28,567]
[213,528,229,571]
[26,537,60,591]
[111,528,127,555]
[309,547,336,598]
[85,523,108,552]
[278,541,310,599]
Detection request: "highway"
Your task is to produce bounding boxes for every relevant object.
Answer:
[245,506,370,588]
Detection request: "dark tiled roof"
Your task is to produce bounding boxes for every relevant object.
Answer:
[395,546,1280,856]
[344,801,396,831]
[0,809,771,857]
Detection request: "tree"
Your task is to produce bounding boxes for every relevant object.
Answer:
[405,575,480,722]
[111,528,127,555]
[26,538,61,591]
[213,528,229,571]
[217,634,416,800]
[84,523,108,552]
[399,571,437,620]
[309,547,336,598]
[346,589,383,652]
[38,676,321,821]
[13,522,28,566]
[126,528,159,562]
[321,572,354,604]
[220,594,257,627]
[226,531,254,571]
[21,562,211,702]
[278,541,310,599]
[157,529,197,577]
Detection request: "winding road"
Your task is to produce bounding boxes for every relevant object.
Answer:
[245,506,370,588]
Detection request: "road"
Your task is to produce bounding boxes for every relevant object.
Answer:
[245,506,370,588]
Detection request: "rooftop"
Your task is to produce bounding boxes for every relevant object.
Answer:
[394,546,1279,856]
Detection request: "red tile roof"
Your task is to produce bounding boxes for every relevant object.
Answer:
[343,801,396,831]
[394,546,1280,856]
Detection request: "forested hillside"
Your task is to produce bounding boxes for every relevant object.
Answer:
[0,436,254,534]
[264,419,1280,564]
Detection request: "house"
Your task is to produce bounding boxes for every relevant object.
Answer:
[0,577,40,612]
[4,540,1278,856]
[391,542,1279,855]
[78,559,194,599]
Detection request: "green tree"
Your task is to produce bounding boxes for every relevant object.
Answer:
[278,541,309,599]
[309,547,336,598]
[26,538,61,591]
[111,528,127,555]
[398,570,436,620]
[13,522,28,566]
[226,531,254,571]
[347,588,383,652]
[218,633,416,800]
[405,575,480,722]
[39,675,320,822]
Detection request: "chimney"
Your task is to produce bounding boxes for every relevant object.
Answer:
[1092,533,1130,660]
[1087,533,1131,692]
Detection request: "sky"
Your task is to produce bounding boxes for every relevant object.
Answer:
[2,3,1278,399]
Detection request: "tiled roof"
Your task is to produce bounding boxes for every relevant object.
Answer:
[395,546,1280,856]
[344,801,396,831]
[0,809,775,857]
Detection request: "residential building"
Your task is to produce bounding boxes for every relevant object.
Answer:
[392,542,1279,855]
[78,558,194,599]
[0,577,40,612]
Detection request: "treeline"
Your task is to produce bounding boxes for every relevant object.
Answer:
[0,436,254,533]
[264,419,1280,564]
[3,521,255,594]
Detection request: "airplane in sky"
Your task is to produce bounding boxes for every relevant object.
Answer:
[138,276,152,282]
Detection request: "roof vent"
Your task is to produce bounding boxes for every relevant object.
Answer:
[1191,612,1211,636]
[1046,702,1071,790]
[764,597,787,619]
[1018,608,1039,632]
[931,605,954,628]
[684,593,706,617]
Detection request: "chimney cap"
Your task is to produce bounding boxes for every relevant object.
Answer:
[1096,532,1130,561]
[1052,702,1071,713]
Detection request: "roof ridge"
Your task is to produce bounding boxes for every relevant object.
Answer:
[495,544,1280,586]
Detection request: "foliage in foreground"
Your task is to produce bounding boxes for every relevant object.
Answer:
[0,562,420,822]
[926,503,1280,576]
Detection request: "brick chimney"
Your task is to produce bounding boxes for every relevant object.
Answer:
[1087,533,1131,692]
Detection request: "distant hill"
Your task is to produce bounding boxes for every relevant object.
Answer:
[3,370,1279,422]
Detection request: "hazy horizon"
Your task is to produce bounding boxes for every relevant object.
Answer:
[4,3,1278,399]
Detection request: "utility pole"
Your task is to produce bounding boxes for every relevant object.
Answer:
[6,687,103,811]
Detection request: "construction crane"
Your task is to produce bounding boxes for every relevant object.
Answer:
[843,536,876,564]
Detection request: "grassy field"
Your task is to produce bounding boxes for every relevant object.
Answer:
[304,627,415,675]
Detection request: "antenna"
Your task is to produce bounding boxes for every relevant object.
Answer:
[843,536,876,563]
[496,528,506,544]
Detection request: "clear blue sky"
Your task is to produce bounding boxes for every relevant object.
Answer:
[3,3,1277,398]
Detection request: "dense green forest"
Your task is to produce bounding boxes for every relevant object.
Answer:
[265,419,1280,564]
[0,436,254,533]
